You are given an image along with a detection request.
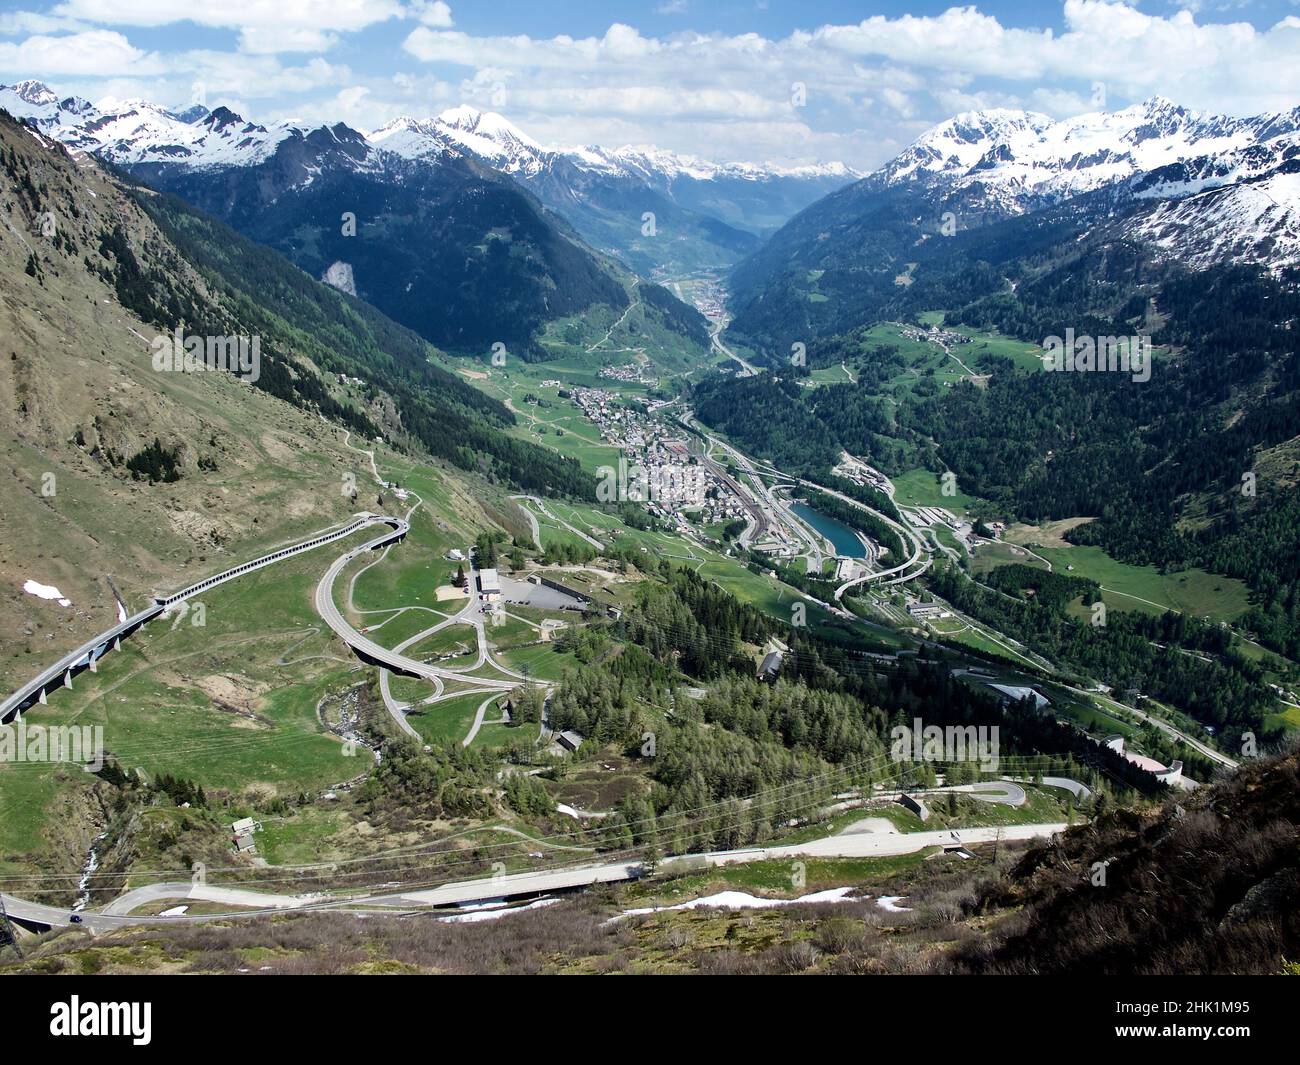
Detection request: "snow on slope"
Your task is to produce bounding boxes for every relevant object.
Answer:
[877,97,1300,216]
[2,81,298,169]
[85,102,294,169]
[8,78,1294,270]
[863,95,1300,268]
[568,142,856,184]
[370,104,858,184]
[370,107,549,175]
[0,79,100,151]
[4,81,856,204]
[1124,134,1300,271]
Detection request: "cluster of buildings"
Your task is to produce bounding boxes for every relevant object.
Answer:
[906,599,951,621]
[598,362,657,385]
[572,388,748,527]
[830,453,894,497]
[898,323,973,349]
[689,278,727,323]
[572,387,650,449]
[907,506,960,529]
[904,504,987,555]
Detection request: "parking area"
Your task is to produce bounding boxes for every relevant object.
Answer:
[500,575,587,611]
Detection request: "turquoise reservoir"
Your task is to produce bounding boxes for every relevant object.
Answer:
[791,503,866,558]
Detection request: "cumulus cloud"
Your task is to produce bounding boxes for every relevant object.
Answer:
[178,52,352,98]
[394,2,1300,166]
[0,10,93,35]
[8,2,1300,169]
[410,1,453,27]
[0,28,163,76]
[812,1,1300,111]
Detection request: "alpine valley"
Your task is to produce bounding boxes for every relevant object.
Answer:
[1,58,1298,988]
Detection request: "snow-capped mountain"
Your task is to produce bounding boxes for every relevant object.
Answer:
[88,101,295,169]
[567,142,856,185]
[369,108,547,174]
[728,95,1300,349]
[0,79,101,151]
[367,104,857,271]
[370,104,857,192]
[0,81,300,169]
[857,95,1300,271]
[875,97,1300,218]
[1123,130,1300,270]
[1,82,856,274]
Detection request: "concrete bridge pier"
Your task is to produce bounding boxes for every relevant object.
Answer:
[63,669,72,689]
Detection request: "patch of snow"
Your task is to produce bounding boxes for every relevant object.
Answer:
[439,897,560,923]
[23,579,71,607]
[617,887,856,920]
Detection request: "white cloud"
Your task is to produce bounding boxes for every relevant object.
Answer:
[76,55,351,109]
[411,1,453,28]
[10,2,1300,170]
[52,0,407,32]
[178,52,352,98]
[880,87,915,119]
[239,27,342,55]
[394,2,1300,167]
[813,1,1300,111]
[0,29,163,76]
[0,10,93,36]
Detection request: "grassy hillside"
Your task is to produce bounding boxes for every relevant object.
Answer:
[0,108,596,681]
[0,107,599,888]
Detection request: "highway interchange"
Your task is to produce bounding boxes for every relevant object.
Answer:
[0,393,1243,936]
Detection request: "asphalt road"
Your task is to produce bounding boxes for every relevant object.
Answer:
[393,822,1067,907]
[2,822,1069,930]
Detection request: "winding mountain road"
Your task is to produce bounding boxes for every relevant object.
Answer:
[1,821,1069,931]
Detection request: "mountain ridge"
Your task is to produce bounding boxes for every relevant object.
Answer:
[725,94,1300,352]
[0,81,858,278]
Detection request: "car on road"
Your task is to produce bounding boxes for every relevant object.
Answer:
[69,914,83,924]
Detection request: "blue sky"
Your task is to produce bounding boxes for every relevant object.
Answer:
[2,1,1299,168]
